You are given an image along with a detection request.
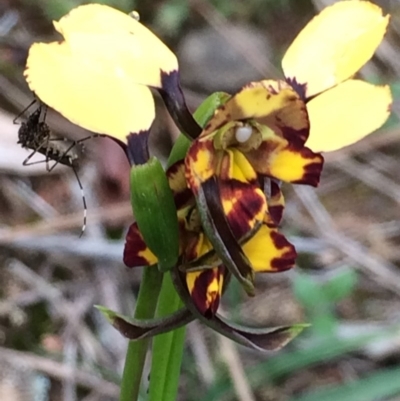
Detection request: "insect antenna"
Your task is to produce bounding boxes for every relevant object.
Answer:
[70,165,87,238]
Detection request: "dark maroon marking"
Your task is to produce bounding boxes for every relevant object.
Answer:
[159,70,202,140]
[268,206,284,227]
[270,252,296,271]
[219,179,265,239]
[291,148,324,187]
[123,223,152,268]
[187,140,214,165]
[299,162,323,187]
[270,230,290,250]
[281,126,309,148]
[190,269,221,318]
[127,131,150,165]
[201,178,254,283]
[286,77,307,101]
[174,188,193,209]
[263,178,284,227]
[166,160,183,176]
[270,231,297,271]
[270,180,281,197]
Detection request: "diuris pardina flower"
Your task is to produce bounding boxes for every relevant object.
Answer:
[185,80,322,295]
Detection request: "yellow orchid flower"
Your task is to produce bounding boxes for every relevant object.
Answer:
[184,81,317,294]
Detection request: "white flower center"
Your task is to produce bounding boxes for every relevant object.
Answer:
[235,126,253,143]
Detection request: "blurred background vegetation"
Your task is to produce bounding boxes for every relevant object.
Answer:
[0,0,400,400]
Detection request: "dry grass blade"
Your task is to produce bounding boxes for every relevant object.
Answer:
[293,186,400,294]
[188,322,215,386]
[218,335,256,401]
[189,0,279,77]
[0,201,132,242]
[0,346,119,398]
[334,158,400,204]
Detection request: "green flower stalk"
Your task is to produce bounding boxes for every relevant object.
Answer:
[129,157,179,272]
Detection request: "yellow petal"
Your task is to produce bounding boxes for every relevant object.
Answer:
[54,4,139,34]
[193,232,214,260]
[220,182,267,239]
[185,139,216,192]
[266,145,323,186]
[242,224,296,272]
[282,1,389,97]
[219,149,257,183]
[306,80,392,152]
[24,42,155,142]
[245,128,323,187]
[54,4,178,87]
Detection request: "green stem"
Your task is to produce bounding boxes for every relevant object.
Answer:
[119,267,163,401]
[148,273,186,401]
[162,320,187,398]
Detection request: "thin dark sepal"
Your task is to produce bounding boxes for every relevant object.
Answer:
[95,305,194,340]
[159,71,202,140]
[127,130,150,166]
[170,270,307,352]
[196,177,255,295]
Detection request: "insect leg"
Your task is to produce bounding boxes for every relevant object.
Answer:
[22,136,52,166]
[13,99,37,124]
[22,150,48,166]
[23,133,57,167]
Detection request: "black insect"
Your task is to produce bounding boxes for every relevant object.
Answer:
[15,101,95,237]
